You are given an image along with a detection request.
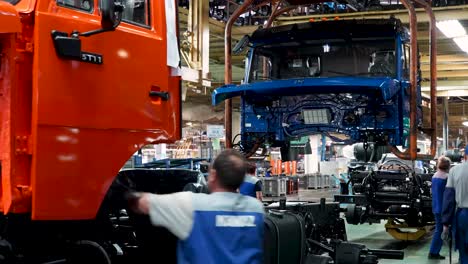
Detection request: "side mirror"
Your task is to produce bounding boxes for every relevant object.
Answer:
[100,0,124,30]
[233,35,250,55]
[79,0,124,37]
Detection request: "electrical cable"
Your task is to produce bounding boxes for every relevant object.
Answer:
[72,240,111,264]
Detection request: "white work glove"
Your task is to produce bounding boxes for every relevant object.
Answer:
[441,225,450,242]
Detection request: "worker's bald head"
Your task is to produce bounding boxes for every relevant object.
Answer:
[211,149,247,191]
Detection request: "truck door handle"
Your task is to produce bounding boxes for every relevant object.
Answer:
[149,91,170,101]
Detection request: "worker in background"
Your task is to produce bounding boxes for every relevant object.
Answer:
[442,146,468,264]
[428,156,451,260]
[128,149,264,264]
[239,162,263,201]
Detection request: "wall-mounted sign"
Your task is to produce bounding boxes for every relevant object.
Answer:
[207,125,224,138]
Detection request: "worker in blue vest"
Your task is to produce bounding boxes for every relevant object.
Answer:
[239,162,263,201]
[428,156,451,259]
[442,146,468,264]
[128,149,264,264]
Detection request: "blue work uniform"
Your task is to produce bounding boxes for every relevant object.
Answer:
[239,174,262,198]
[429,171,448,255]
[147,191,264,264]
[442,161,468,264]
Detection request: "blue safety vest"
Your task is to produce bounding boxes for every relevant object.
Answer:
[239,175,260,198]
[432,171,448,214]
[177,192,264,264]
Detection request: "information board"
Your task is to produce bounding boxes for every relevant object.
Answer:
[207,125,224,138]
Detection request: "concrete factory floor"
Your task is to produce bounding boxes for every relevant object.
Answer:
[267,188,459,264]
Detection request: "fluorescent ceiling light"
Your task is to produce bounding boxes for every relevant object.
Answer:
[463,121,468,127]
[454,36,468,53]
[436,20,466,38]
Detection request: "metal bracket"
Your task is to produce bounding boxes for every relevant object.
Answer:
[15,135,31,155]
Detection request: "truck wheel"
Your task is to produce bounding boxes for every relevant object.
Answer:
[0,239,13,263]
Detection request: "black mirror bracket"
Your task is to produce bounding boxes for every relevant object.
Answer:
[51,30,103,64]
[51,30,81,60]
[74,28,114,38]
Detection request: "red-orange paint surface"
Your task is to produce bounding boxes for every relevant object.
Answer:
[0,0,181,220]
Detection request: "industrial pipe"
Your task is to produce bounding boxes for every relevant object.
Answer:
[265,1,282,28]
[443,98,449,151]
[224,0,255,148]
[413,0,437,158]
[389,0,418,160]
[265,5,298,27]
[265,1,291,28]
[391,0,437,160]
[224,0,274,148]
[403,0,418,160]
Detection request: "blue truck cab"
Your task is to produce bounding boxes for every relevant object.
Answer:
[212,18,422,154]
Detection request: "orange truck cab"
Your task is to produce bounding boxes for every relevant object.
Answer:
[0,0,181,261]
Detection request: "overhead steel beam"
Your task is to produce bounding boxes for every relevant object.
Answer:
[421,54,468,63]
[422,90,468,97]
[422,79,468,96]
[417,30,447,41]
[422,80,468,90]
[274,4,468,25]
[422,70,468,79]
[421,64,468,71]
[435,115,468,122]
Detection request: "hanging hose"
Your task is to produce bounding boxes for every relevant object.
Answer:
[368,144,376,163]
[69,240,112,264]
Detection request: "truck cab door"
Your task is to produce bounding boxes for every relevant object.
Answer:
[31,0,181,219]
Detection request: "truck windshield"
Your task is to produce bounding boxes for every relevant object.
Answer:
[249,38,396,83]
[1,0,20,4]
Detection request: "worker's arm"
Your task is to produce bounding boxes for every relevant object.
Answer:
[255,181,263,202]
[130,192,194,240]
[442,169,456,227]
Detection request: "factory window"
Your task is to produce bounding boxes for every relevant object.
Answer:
[1,0,21,5]
[122,0,150,27]
[57,0,93,12]
[403,44,410,79]
[250,54,273,82]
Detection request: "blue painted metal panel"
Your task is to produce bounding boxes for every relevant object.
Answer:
[212,77,400,106]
